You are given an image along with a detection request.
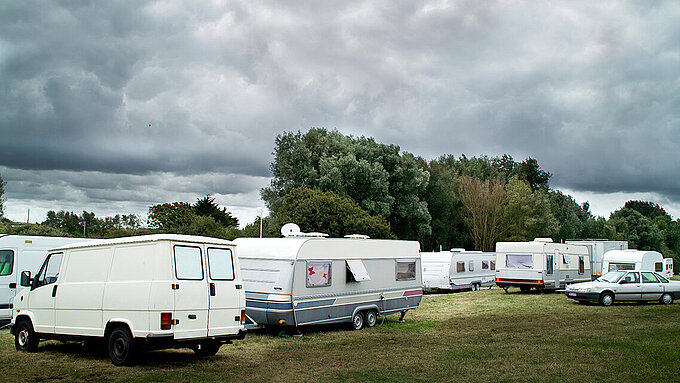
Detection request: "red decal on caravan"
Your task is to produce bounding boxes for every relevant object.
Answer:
[403,289,422,297]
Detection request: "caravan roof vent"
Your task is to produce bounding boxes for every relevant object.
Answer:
[450,248,465,252]
[534,238,553,243]
[344,234,370,239]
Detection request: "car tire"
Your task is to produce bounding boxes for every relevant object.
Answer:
[365,310,378,328]
[192,341,221,356]
[660,293,674,305]
[15,320,39,352]
[600,292,614,307]
[108,327,137,366]
[351,311,364,330]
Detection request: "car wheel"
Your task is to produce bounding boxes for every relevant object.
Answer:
[351,311,364,330]
[600,292,614,307]
[15,320,39,352]
[365,310,378,327]
[192,341,221,356]
[108,327,136,366]
[660,293,674,305]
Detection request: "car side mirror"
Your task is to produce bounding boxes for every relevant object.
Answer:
[20,271,32,287]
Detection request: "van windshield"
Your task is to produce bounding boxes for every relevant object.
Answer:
[598,271,625,283]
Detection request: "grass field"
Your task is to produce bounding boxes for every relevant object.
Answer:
[1,288,679,382]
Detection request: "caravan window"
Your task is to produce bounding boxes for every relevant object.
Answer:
[506,254,533,269]
[456,261,465,273]
[207,248,235,280]
[174,246,204,280]
[490,261,495,270]
[546,254,553,275]
[346,260,370,283]
[578,256,584,275]
[306,262,331,287]
[0,250,13,276]
[655,263,663,272]
[482,261,489,270]
[468,261,474,272]
[609,263,635,271]
[562,254,570,264]
[396,260,416,281]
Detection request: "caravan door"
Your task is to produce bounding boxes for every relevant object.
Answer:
[172,245,209,339]
[206,247,242,336]
[0,248,16,318]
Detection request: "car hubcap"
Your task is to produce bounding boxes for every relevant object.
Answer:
[663,295,672,304]
[603,295,612,306]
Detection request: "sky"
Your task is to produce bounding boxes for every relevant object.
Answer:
[1,1,679,227]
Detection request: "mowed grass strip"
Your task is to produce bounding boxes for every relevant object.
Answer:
[1,288,679,383]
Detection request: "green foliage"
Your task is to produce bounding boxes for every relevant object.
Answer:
[275,187,394,239]
[239,216,280,238]
[194,195,239,228]
[609,208,664,251]
[43,210,141,237]
[5,222,69,236]
[262,128,430,239]
[503,177,559,241]
[548,190,592,241]
[623,200,669,221]
[147,199,238,239]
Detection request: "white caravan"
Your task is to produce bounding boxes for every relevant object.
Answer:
[603,250,674,278]
[11,234,246,365]
[495,238,591,292]
[565,240,628,278]
[421,250,496,292]
[0,235,91,321]
[234,232,422,330]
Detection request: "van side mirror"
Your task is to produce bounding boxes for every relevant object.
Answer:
[20,271,32,287]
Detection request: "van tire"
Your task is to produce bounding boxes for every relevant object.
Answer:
[660,293,674,305]
[15,320,39,352]
[107,327,136,366]
[600,292,614,307]
[365,310,378,327]
[192,342,221,357]
[351,311,364,330]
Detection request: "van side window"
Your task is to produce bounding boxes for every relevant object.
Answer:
[35,253,63,288]
[174,246,204,280]
[456,261,465,273]
[0,250,14,276]
[207,248,235,280]
[396,260,416,281]
[306,262,331,287]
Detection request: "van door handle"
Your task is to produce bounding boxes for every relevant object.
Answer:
[209,283,216,296]
[52,285,58,297]
[9,283,16,289]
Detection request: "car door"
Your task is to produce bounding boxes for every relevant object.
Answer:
[616,272,641,301]
[206,247,242,336]
[640,272,664,301]
[28,253,64,334]
[172,244,209,340]
[0,249,17,318]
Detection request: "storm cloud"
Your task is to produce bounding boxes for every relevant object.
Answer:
[1,1,679,224]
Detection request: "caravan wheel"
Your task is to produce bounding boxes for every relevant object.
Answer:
[365,310,378,327]
[351,311,365,330]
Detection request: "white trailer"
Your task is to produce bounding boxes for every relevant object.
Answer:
[234,231,422,330]
[421,250,496,292]
[603,250,674,278]
[495,238,591,292]
[0,235,91,321]
[11,234,246,365]
[565,239,628,279]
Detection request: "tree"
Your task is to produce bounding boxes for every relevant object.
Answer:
[275,188,394,239]
[623,200,669,221]
[0,172,6,218]
[609,208,664,251]
[147,202,195,230]
[549,190,592,241]
[458,176,506,251]
[503,178,559,241]
[194,195,239,228]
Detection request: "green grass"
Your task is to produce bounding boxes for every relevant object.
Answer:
[2,289,680,382]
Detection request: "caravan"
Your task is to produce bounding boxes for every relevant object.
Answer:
[0,235,91,321]
[234,227,422,330]
[603,250,674,278]
[565,240,628,278]
[421,250,495,292]
[495,239,591,291]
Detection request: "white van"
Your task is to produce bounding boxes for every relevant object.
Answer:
[0,235,91,321]
[10,234,246,365]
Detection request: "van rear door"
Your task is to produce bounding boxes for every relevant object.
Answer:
[206,247,242,336]
[172,245,209,339]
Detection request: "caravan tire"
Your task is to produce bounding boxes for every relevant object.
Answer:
[600,292,614,307]
[107,327,136,366]
[660,293,674,305]
[365,310,378,327]
[15,320,39,352]
[351,311,365,330]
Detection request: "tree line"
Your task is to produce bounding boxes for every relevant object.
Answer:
[1,129,679,272]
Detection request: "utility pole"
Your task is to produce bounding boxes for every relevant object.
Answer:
[26,208,30,223]
[258,208,263,238]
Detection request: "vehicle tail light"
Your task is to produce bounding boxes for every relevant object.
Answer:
[161,312,172,330]
[240,309,246,323]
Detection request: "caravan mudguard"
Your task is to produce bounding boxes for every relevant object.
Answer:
[351,304,381,318]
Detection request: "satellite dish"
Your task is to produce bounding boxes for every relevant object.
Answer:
[281,223,301,237]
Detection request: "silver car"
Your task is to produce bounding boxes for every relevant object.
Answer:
[565,270,680,306]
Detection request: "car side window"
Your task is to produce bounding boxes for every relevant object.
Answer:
[641,272,659,283]
[34,253,64,289]
[621,272,639,284]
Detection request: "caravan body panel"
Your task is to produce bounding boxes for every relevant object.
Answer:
[421,251,495,291]
[565,240,628,278]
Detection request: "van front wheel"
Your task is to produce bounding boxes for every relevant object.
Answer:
[15,320,39,352]
[108,327,136,366]
[192,341,221,356]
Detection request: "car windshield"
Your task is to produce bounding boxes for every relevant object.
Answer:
[598,271,626,283]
